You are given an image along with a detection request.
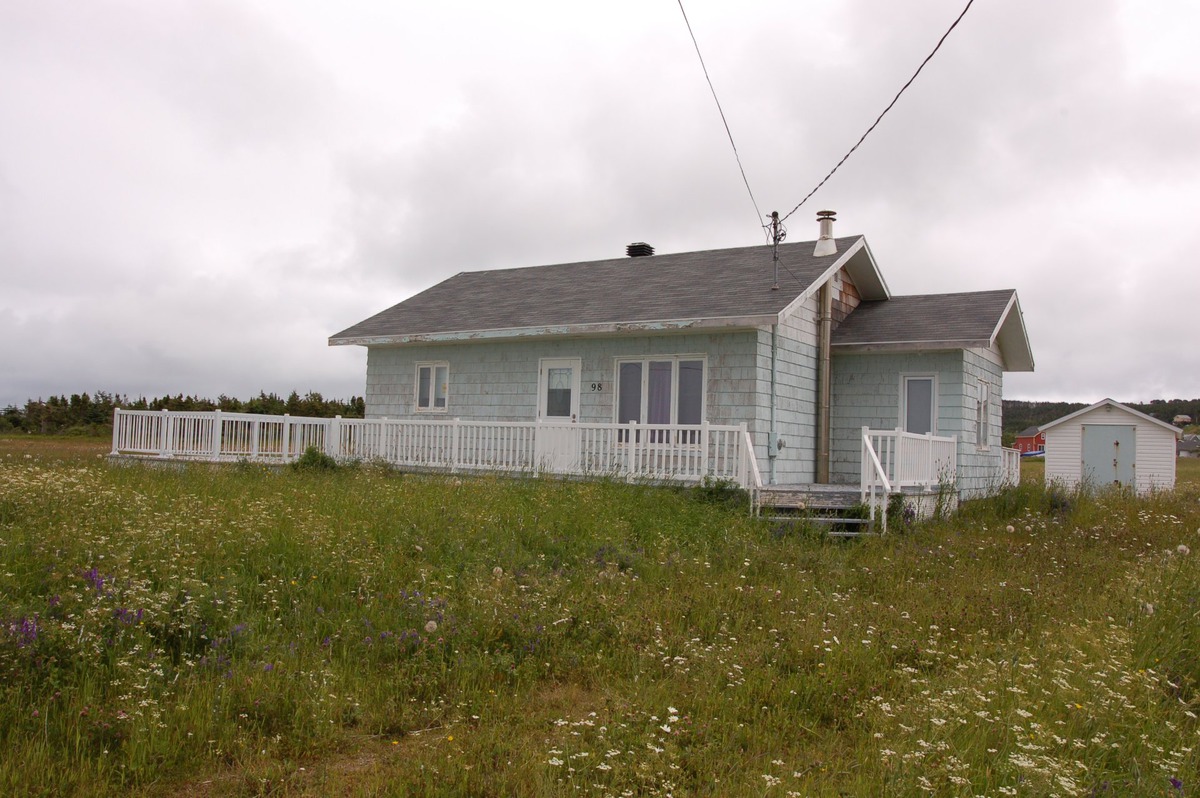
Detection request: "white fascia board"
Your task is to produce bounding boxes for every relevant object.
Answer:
[988,291,1035,372]
[850,238,891,300]
[327,313,777,347]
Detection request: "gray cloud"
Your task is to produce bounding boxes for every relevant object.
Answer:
[3,0,1199,408]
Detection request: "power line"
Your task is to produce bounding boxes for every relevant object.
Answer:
[780,0,977,223]
[675,0,766,237]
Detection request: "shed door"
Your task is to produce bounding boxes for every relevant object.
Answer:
[1081,424,1135,488]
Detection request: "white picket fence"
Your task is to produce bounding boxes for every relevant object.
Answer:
[1001,446,1021,487]
[111,409,762,490]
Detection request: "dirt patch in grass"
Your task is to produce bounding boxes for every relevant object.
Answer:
[0,433,109,461]
[159,735,414,797]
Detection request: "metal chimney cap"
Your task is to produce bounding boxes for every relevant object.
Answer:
[813,210,838,257]
[626,242,654,257]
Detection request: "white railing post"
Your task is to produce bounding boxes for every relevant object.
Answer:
[160,409,171,458]
[281,413,291,461]
[251,418,260,460]
[111,409,121,455]
[861,426,870,501]
[925,431,934,490]
[212,409,222,459]
[626,421,637,481]
[451,418,460,471]
[325,416,341,459]
[700,421,710,479]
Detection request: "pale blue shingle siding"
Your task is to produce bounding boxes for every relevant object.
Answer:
[754,296,819,484]
[955,348,1007,498]
[364,331,760,431]
[829,348,1005,499]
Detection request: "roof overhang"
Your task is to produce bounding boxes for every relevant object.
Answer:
[830,289,1035,372]
[831,339,994,355]
[992,292,1034,372]
[1040,398,1182,436]
[328,313,777,347]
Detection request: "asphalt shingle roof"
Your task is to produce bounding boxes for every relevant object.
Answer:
[831,289,1016,347]
[330,237,862,342]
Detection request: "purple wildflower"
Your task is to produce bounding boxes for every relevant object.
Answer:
[8,615,39,647]
[82,568,111,594]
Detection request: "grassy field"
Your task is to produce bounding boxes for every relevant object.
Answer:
[1,437,1198,796]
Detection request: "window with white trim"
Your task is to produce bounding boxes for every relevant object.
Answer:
[615,356,705,441]
[415,362,448,412]
[976,380,990,449]
[901,375,936,435]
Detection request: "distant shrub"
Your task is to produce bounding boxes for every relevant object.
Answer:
[291,446,339,471]
[955,479,1087,525]
[887,492,916,530]
[690,477,748,509]
[1045,482,1073,516]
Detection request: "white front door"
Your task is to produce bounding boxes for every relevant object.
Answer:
[536,358,581,472]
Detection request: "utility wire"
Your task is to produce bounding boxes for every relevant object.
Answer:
[676,0,766,237]
[780,0,977,223]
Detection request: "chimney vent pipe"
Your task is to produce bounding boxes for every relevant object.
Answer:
[626,242,654,258]
[813,210,837,257]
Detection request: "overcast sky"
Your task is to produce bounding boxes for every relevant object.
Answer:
[2,0,1198,407]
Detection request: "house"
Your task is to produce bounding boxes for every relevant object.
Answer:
[329,215,1033,502]
[1041,398,1180,493]
[1015,426,1045,454]
[1178,435,1200,458]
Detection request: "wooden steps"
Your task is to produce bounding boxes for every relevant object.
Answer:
[757,484,875,536]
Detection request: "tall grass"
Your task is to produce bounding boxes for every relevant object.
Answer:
[0,441,1197,796]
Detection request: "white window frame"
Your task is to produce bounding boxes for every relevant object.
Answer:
[612,355,707,427]
[976,379,991,450]
[415,361,449,413]
[899,373,938,436]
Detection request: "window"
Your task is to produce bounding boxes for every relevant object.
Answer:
[416,362,448,412]
[976,380,990,449]
[901,375,935,435]
[538,358,580,420]
[615,356,705,441]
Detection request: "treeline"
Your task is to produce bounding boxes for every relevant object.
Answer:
[1,391,365,435]
[1003,398,1200,434]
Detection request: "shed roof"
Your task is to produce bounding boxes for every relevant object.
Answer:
[1017,426,1042,438]
[329,236,886,345]
[830,289,1035,371]
[1039,398,1182,436]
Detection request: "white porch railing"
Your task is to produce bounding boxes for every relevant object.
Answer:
[861,427,958,494]
[860,430,895,535]
[111,409,760,490]
[1001,446,1021,487]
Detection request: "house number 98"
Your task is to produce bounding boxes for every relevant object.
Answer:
[590,382,603,392]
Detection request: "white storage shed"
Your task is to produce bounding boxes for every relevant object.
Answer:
[1041,398,1180,494]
